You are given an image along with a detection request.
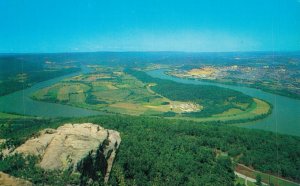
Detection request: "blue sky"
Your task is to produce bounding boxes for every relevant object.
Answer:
[0,0,299,53]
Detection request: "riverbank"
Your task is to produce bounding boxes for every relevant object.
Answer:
[0,67,103,118]
[166,71,300,100]
[147,69,300,136]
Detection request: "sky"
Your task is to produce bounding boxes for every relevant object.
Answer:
[0,0,300,53]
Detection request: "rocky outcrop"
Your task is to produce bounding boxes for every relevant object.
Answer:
[14,123,121,182]
[0,172,32,186]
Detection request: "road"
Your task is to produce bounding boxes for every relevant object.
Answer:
[235,171,268,186]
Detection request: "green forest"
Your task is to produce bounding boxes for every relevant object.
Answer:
[0,56,80,96]
[1,115,299,185]
[126,68,267,117]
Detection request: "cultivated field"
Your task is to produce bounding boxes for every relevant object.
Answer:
[32,66,271,123]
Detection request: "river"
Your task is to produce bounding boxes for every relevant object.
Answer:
[147,69,300,137]
[0,66,103,117]
[0,67,299,136]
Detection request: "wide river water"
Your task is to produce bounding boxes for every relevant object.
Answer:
[0,68,299,136]
[0,66,103,117]
[148,69,300,137]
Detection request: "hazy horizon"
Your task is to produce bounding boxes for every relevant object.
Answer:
[1,50,300,55]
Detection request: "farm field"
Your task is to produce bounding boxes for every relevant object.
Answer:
[32,66,203,116]
[175,98,270,123]
[32,65,271,123]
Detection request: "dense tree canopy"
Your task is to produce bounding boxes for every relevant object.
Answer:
[1,115,299,185]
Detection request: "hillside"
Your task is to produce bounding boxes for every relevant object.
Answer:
[1,123,121,185]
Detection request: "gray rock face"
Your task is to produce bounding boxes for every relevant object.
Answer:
[14,123,121,182]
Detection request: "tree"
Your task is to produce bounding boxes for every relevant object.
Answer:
[256,174,262,186]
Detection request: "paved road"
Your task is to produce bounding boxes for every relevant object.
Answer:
[235,171,268,185]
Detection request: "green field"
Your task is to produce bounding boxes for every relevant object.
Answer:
[236,164,299,186]
[32,66,271,123]
[32,66,203,116]
[177,98,271,123]
[235,177,256,186]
